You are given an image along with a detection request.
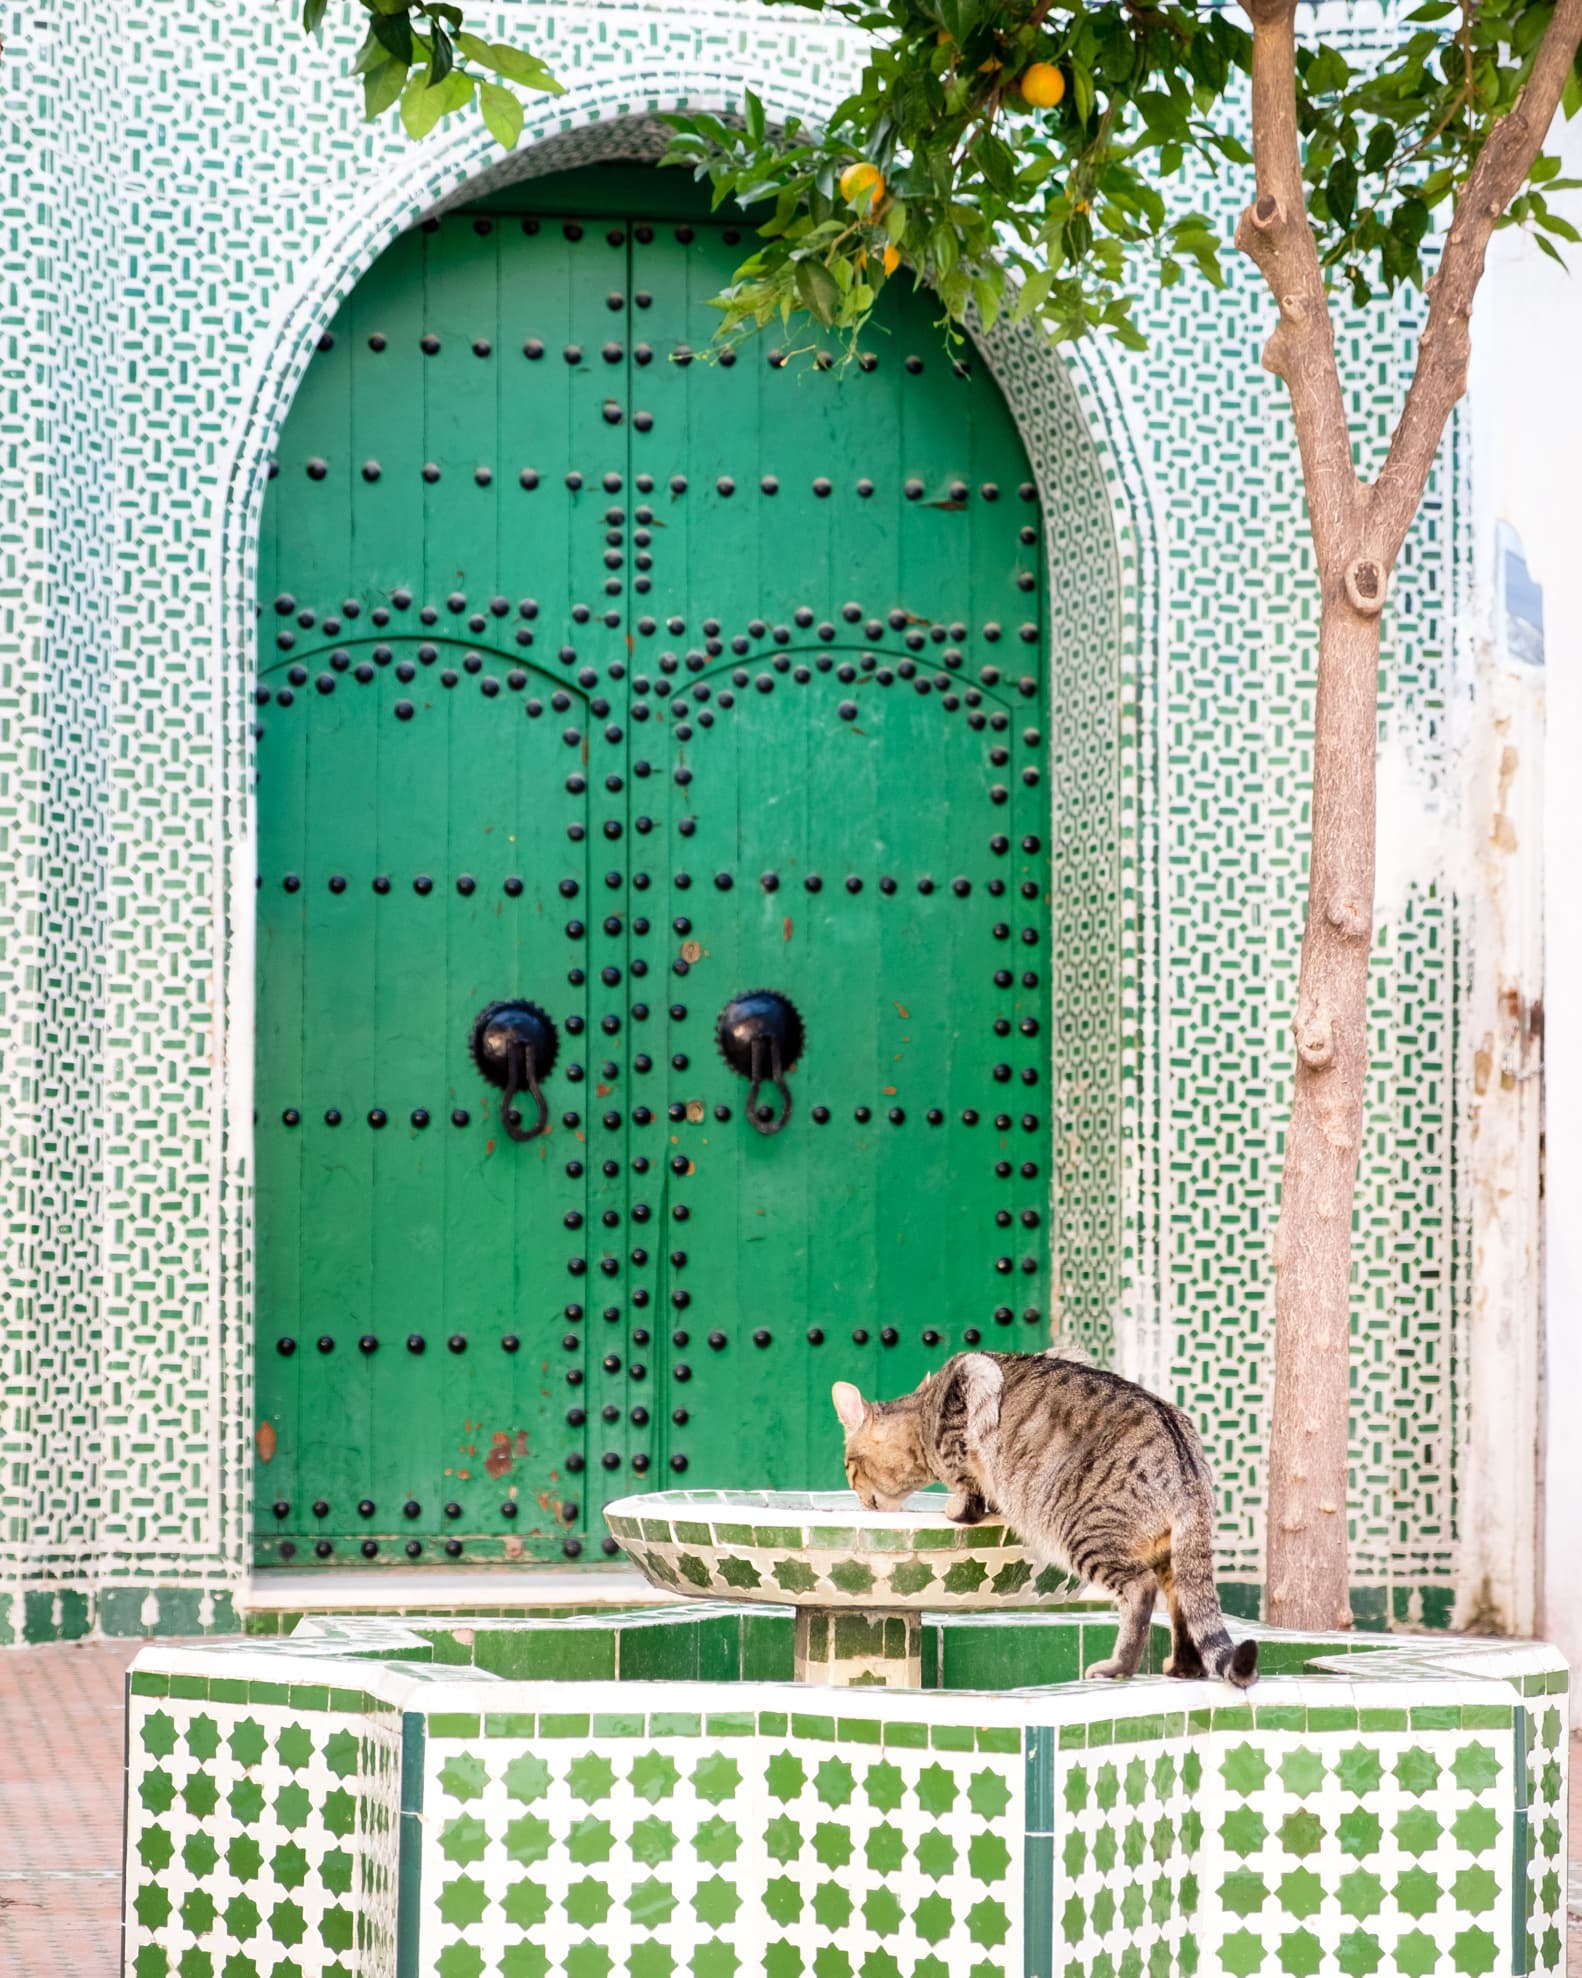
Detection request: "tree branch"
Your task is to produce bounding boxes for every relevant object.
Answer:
[1235,0,1362,572]
[1369,0,1582,563]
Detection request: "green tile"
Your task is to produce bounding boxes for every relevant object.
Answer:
[1213,1707,1255,1732]
[207,1677,248,1705]
[131,1671,169,1697]
[1254,1705,1305,1731]
[1460,1705,1513,1730]
[1359,1708,1409,1731]
[329,1688,365,1714]
[931,1724,975,1751]
[1306,1707,1360,1731]
[592,1713,645,1738]
[483,1711,537,1739]
[1058,1724,1086,1750]
[649,1713,701,1737]
[169,1674,207,1701]
[1116,1714,1166,1744]
[837,1718,883,1745]
[246,1681,292,1706]
[791,1714,837,1742]
[430,1713,481,1740]
[978,1726,1020,1753]
[539,1714,593,1738]
[758,1711,789,1736]
[706,1713,756,1737]
[288,1684,330,1712]
[1409,1706,1463,1730]
[883,1721,927,1749]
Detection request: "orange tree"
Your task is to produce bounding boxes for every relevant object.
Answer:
[312,0,1582,1629]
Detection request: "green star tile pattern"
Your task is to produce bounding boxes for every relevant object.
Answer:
[420,1717,1024,1977]
[122,1691,403,1977]
[119,1611,1568,1976]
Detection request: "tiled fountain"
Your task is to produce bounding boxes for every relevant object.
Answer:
[121,1489,1570,1977]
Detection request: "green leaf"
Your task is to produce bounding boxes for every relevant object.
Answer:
[1364,124,1396,174]
[371,10,414,64]
[1160,255,1182,287]
[363,54,408,121]
[1327,154,1358,228]
[972,274,1001,331]
[1531,230,1568,265]
[1305,45,1353,92]
[794,259,841,325]
[478,41,561,90]
[1405,1,1458,18]
[745,88,766,145]
[301,0,328,35]
[427,24,454,88]
[401,65,471,137]
[479,79,524,150]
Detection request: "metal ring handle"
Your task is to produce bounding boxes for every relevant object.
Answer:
[746,1034,793,1137]
[501,1039,550,1143]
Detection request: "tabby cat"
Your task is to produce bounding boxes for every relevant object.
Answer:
[833,1350,1258,1686]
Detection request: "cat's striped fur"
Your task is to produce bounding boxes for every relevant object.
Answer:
[833,1349,1258,1686]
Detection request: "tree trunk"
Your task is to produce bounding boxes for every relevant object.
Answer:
[1239,0,1581,1630]
[1264,575,1384,1630]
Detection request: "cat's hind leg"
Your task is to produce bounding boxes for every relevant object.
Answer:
[1085,1573,1158,1680]
[1156,1559,1207,1679]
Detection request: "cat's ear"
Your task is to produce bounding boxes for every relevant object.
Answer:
[831,1381,868,1432]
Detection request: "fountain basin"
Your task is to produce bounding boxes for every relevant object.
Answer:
[605,1487,1081,1685]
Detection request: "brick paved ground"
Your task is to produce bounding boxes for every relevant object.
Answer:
[0,1638,143,1976]
[1,1639,1579,1976]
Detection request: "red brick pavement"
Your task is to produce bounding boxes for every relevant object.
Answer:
[1,1640,1579,1977]
[0,1639,144,1977]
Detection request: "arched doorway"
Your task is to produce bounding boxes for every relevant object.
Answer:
[253,164,1054,1569]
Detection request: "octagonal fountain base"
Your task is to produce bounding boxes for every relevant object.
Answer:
[122,1596,1569,1976]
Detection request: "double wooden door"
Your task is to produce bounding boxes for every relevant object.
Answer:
[254,169,1050,1567]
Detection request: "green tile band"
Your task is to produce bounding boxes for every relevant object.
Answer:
[1511,1702,1528,1977]
[396,1711,425,1978]
[1024,1725,1054,1978]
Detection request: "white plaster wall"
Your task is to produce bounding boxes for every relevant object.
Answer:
[1469,109,1582,1677]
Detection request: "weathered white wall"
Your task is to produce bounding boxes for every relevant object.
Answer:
[1468,108,1582,1676]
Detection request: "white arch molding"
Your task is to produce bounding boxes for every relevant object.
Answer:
[215,73,1165,1572]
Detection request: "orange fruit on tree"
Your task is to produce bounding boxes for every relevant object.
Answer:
[839,161,885,209]
[882,243,902,276]
[1019,61,1066,108]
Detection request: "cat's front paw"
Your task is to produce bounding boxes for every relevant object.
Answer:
[1084,1658,1131,1681]
[944,1491,986,1525]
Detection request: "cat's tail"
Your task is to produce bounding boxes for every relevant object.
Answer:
[1169,1497,1259,1687]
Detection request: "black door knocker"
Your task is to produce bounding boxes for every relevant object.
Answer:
[469,1000,558,1143]
[717,989,804,1137]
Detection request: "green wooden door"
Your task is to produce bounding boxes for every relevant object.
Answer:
[255,170,1049,1568]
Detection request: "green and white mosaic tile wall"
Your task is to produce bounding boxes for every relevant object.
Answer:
[121,1609,1568,1975]
[2,0,1470,1638]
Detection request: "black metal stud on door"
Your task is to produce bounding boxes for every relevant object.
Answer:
[716,990,804,1136]
[470,1000,559,1142]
